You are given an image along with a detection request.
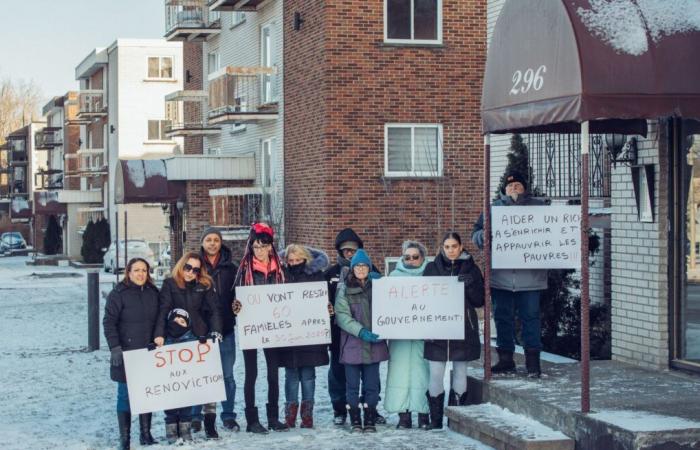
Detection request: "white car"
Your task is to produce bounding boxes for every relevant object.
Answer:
[103,240,157,273]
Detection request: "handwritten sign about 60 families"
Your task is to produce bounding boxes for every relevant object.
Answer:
[372,276,465,340]
[236,281,331,350]
[123,340,226,415]
[491,205,581,269]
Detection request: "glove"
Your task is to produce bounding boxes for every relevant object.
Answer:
[358,328,380,343]
[473,230,484,249]
[110,346,123,367]
[147,342,157,351]
[198,336,208,344]
[457,274,472,284]
[209,332,223,343]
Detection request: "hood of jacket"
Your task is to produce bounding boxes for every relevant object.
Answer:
[433,250,475,272]
[334,228,364,254]
[114,281,158,294]
[280,246,330,275]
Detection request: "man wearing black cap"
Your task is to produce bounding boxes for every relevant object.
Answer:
[472,171,548,378]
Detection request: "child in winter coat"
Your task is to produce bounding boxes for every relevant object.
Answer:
[334,249,388,433]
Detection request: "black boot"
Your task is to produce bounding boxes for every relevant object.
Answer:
[165,422,179,444]
[348,405,362,433]
[417,413,430,429]
[458,391,469,406]
[117,411,131,450]
[525,348,541,378]
[204,413,220,440]
[138,413,156,445]
[191,419,202,432]
[447,389,459,407]
[332,401,347,426]
[375,411,386,425]
[245,407,269,434]
[397,411,412,429]
[492,348,517,374]
[426,391,445,430]
[363,405,377,433]
[178,421,193,442]
[266,403,289,432]
[223,418,240,431]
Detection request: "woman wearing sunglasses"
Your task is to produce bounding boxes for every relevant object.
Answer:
[154,251,223,441]
[383,241,431,430]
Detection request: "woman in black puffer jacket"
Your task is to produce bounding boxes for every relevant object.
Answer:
[422,232,484,430]
[103,257,160,450]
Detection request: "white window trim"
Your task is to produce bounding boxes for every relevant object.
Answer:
[260,22,276,104]
[146,119,172,142]
[383,0,443,45]
[207,50,220,76]
[231,11,246,28]
[384,123,443,177]
[261,138,273,189]
[147,55,175,80]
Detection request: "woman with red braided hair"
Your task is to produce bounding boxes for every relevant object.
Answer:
[232,223,289,434]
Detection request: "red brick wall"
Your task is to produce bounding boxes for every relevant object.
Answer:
[284,1,486,270]
[184,41,204,156]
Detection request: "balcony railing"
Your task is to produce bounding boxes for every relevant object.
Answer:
[165,1,221,41]
[207,67,279,125]
[165,97,221,137]
[35,128,63,150]
[210,191,268,227]
[79,153,107,176]
[78,90,107,118]
[208,0,265,12]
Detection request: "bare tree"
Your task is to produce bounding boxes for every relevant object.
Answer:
[0,76,43,140]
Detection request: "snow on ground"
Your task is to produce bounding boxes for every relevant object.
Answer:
[0,256,493,450]
[589,410,700,433]
[457,403,570,441]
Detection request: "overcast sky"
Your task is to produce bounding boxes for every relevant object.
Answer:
[0,1,165,106]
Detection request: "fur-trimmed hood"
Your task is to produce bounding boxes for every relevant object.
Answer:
[279,246,330,275]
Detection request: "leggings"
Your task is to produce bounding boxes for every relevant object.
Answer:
[243,348,281,407]
[428,361,468,397]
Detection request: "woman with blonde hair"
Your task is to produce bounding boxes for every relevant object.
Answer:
[154,251,222,442]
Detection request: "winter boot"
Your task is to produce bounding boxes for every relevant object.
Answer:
[417,413,430,429]
[138,413,156,446]
[363,405,377,433]
[191,419,202,433]
[245,407,269,434]
[300,401,314,428]
[397,411,412,429]
[333,401,348,426]
[117,411,131,450]
[178,421,193,442]
[458,391,469,406]
[426,391,445,430]
[492,348,517,374]
[266,403,290,432]
[525,348,541,378]
[204,413,220,439]
[375,411,387,425]
[447,389,460,407]
[223,418,240,431]
[348,405,362,433]
[285,402,299,428]
[165,422,179,445]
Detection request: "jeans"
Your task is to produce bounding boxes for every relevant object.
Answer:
[243,348,281,407]
[492,288,542,352]
[192,332,236,421]
[165,406,192,424]
[328,348,346,405]
[345,363,380,408]
[285,366,316,404]
[116,382,130,413]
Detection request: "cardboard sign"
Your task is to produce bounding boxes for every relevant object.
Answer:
[123,340,226,415]
[236,281,331,350]
[371,276,465,340]
[491,205,581,269]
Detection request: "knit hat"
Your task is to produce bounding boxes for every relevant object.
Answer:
[350,249,372,269]
[501,171,527,194]
[339,240,359,251]
[166,308,191,338]
[200,227,223,243]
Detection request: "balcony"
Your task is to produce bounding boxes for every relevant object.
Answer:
[35,169,63,190]
[79,152,107,177]
[165,1,221,41]
[207,67,279,125]
[165,91,221,137]
[34,128,63,150]
[208,0,265,12]
[77,90,107,118]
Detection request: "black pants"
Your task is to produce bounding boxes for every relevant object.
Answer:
[243,348,281,408]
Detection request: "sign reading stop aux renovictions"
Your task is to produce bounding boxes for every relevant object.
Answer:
[235,281,331,350]
[491,205,582,269]
[123,340,226,415]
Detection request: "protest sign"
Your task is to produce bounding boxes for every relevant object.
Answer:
[236,281,331,350]
[123,340,225,415]
[491,204,581,269]
[371,276,465,340]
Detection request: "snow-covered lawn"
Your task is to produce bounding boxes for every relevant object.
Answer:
[0,257,492,449]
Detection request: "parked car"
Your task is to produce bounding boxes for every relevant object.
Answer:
[0,232,27,253]
[103,240,156,273]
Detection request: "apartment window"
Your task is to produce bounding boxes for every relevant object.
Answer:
[385,0,442,44]
[147,56,174,79]
[385,124,443,177]
[208,10,221,24]
[147,120,171,141]
[260,23,276,104]
[262,139,273,189]
[232,11,246,27]
[207,51,220,75]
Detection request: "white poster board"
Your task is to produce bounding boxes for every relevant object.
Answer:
[236,281,331,350]
[491,205,581,269]
[123,340,226,415]
[371,276,465,340]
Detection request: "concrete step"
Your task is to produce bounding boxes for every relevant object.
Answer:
[446,403,575,450]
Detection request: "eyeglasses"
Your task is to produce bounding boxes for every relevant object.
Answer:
[183,263,201,274]
[403,254,421,261]
[253,244,271,251]
[353,264,370,270]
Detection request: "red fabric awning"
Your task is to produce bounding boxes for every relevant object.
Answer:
[114,159,185,204]
[482,0,700,134]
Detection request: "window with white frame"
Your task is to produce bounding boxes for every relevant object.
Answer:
[232,11,246,27]
[261,139,273,189]
[384,124,443,176]
[147,56,174,79]
[207,51,220,75]
[260,23,276,104]
[147,120,171,141]
[384,0,442,44]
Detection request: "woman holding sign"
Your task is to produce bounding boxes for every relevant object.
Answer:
[103,257,160,450]
[279,244,331,429]
[232,223,289,434]
[422,232,484,430]
[384,240,431,430]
